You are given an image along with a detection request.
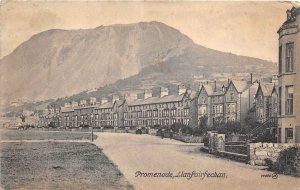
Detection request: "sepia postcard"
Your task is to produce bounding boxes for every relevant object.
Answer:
[0,1,300,190]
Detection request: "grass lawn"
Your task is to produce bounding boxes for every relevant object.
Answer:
[0,129,95,141]
[0,141,133,190]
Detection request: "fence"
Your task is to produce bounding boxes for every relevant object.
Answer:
[204,131,300,165]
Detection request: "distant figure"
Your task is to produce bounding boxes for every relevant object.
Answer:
[170,129,173,139]
[161,129,165,139]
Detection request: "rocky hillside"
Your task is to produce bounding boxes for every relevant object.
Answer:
[0,21,276,110]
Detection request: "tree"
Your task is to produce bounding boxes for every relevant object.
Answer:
[199,115,208,128]
[48,122,56,128]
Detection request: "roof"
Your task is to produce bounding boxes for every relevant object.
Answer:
[189,90,198,100]
[98,102,114,109]
[212,91,225,96]
[199,84,225,97]
[61,107,74,113]
[231,80,249,93]
[201,84,213,96]
[255,83,275,98]
[127,93,186,106]
[260,83,274,96]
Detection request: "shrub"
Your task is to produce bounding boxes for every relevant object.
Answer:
[203,136,209,147]
[193,127,205,136]
[270,146,300,177]
[264,158,275,169]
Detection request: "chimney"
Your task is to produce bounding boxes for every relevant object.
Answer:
[101,97,108,104]
[272,75,278,85]
[72,101,78,107]
[250,73,253,84]
[90,97,97,105]
[160,87,169,97]
[125,93,138,101]
[64,102,71,108]
[79,100,87,106]
[144,89,152,99]
[178,84,186,95]
[112,94,120,102]
[222,85,227,92]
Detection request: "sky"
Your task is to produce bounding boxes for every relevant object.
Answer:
[0,1,295,62]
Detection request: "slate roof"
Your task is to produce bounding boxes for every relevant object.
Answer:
[189,90,198,100]
[201,84,214,96]
[260,83,275,96]
[61,107,74,113]
[127,93,186,106]
[96,100,125,109]
[199,84,225,97]
[231,80,249,93]
[255,83,275,98]
[98,102,114,109]
[212,91,225,96]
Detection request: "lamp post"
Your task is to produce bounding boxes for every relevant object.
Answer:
[90,113,94,142]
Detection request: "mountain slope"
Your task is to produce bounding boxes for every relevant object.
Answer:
[0,21,276,108]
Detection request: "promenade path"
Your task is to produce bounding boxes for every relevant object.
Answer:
[94,133,299,190]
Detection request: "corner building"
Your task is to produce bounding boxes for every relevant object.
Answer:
[277,7,300,143]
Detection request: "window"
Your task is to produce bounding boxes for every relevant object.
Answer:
[278,87,282,115]
[272,95,278,115]
[199,105,206,115]
[285,128,293,139]
[162,109,169,117]
[219,96,223,102]
[153,110,158,117]
[259,108,263,118]
[286,86,294,115]
[147,110,152,117]
[286,43,294,72]
[230,93,234,101]
[231,104,236,113]
[184,108,190,116]
[259,95,263,105]
[219,105,223,113]
[279,46,282,74]
[171,109,176,116]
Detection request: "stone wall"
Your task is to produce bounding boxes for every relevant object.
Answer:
[225,142,247,155]
[248,142,300,166]
[173,134,203,143]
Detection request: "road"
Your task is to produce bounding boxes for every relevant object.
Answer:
[94,133,299,190]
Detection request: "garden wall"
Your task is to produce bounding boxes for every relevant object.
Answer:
[225,142,247,155]
[248,143,300,166]
[172,134,203,143]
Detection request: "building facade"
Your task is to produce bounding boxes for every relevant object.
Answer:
[254,83,277,123]
[195,80,258,127]
[277,7,300,143]
[123,86,192,128]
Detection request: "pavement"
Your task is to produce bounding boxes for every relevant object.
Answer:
[93,133,300,190]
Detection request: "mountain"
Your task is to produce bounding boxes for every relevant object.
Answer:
[0,21,276,109]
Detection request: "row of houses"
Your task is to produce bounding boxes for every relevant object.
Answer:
[38,80,278,130]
